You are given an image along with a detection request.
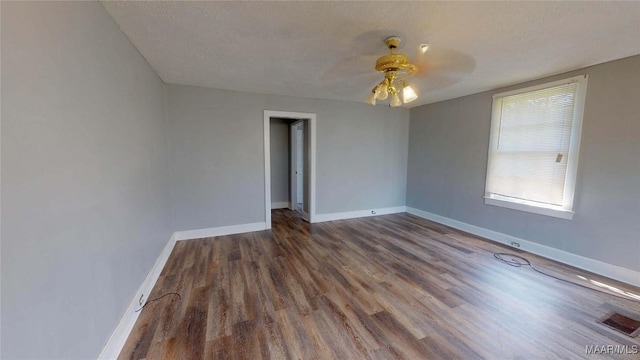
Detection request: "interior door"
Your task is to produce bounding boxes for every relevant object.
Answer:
[296,127,304,205]
[290,120,304,212]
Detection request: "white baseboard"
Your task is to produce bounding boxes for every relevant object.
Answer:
[271,201,290,209]
[173,222,267,241]
[99,221,268,358]
[314,206,407,223]
[99,233,177,359]
[406,207,640,287]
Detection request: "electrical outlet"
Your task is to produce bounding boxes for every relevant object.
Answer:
[371,210,376,215]
[510,241,520,248]
[139,294,145,306]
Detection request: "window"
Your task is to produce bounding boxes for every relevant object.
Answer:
[484,75,588,220]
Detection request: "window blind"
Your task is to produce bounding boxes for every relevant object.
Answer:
[486,82,578,207]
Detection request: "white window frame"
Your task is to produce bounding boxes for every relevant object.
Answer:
[484,75,588,220]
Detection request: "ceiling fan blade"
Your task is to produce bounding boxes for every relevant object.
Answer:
[322,54,381,96]
[412,74,464,92]
[410,46,476,78]
[323,72,380,97]
[324,54,378,78]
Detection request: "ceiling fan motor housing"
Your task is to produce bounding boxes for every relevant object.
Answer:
[375,36,416,76]
[375,53,412,73]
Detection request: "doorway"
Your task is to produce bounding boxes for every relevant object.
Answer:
[264,110,316,229]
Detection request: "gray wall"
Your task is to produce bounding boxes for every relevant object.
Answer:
[270,118,290,206]
[407,55,640,272]
[1,2,172,359]
[166,84,409,231]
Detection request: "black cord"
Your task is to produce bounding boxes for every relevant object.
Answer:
[135,292,182,312]
[493,253,640,303]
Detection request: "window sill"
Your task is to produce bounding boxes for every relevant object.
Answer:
[484,197,574,220]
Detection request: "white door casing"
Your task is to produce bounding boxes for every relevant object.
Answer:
[264,110,316,228]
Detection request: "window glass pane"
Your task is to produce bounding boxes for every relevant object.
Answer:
[487,82,578,207]
[489,152,567,205]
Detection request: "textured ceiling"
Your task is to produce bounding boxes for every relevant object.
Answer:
[101,1,640,108]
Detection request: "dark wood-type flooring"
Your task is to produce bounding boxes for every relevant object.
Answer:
[120,209,640,359]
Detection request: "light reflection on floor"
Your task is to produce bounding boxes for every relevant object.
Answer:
[576,274,640,301]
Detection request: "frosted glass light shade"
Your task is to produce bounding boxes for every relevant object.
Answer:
[390,93,401,107]
[365,92,376,105]
[376,82,389,100]
[402,85,418,103]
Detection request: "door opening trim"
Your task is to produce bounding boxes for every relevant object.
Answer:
[264,110,316,228]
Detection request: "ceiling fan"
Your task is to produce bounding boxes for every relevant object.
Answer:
[366,36,422,107]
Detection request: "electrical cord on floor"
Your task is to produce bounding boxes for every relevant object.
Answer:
[135,292,182,312]
[493,253,640,304]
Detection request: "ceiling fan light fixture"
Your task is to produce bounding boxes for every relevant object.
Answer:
[402,82,418,103]
[365,36,419,107]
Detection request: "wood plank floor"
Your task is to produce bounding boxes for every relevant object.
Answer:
[120,209,640,359]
